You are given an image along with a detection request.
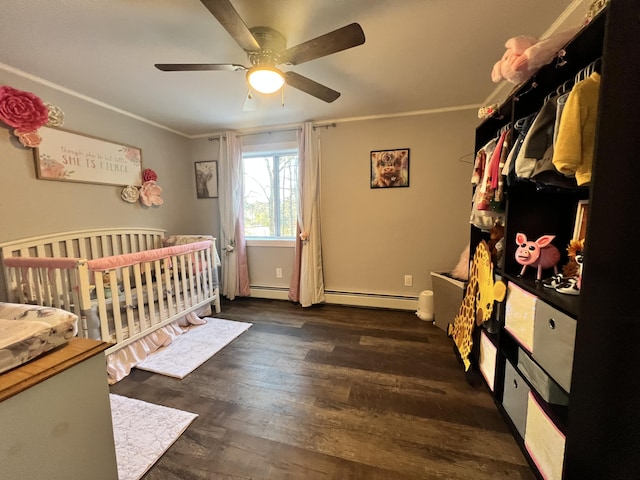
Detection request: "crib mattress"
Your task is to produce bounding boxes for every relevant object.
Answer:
[0,303,78,374]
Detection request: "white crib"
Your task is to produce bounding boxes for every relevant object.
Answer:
[0,228,221,381]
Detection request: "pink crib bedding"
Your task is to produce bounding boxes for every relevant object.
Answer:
[0,303,78,374]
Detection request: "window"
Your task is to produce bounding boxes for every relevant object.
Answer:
[243,150,298,239]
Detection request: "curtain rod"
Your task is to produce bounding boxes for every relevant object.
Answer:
[208,122,336,141]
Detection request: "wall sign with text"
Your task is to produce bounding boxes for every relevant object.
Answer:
[34,127,143,186]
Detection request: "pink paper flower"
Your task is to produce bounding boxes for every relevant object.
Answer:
[14,129,42,147]
[39,155,68,178]
[0,86,49,131]
[142,168,158,182]
[139,180,164,207]
[120,146,140,163]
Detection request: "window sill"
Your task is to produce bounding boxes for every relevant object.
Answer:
[246,238,295,248]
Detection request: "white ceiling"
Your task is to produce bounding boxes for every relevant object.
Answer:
[0,0,589,137]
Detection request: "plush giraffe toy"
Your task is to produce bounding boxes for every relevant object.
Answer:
[448,240,506,372]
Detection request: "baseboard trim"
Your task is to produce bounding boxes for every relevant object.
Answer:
[249,286,291,301]
[249,286,418,311]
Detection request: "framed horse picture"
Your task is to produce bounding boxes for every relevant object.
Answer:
[195,161,218,198]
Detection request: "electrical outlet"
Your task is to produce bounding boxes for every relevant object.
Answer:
[404,275,413,286]
[276,268,283,278]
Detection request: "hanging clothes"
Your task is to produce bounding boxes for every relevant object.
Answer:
[515,96,558,179]
[470,138,504,230]
[502,113,537,186]
[553,91,571,145]
[493,128,513,202]
[553,71,601,186]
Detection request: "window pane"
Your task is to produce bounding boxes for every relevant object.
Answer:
[243,152,298,238]
[278,155,298,237]
[244,156,274,237]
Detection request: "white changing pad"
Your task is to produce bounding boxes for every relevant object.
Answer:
[0,303,78,374]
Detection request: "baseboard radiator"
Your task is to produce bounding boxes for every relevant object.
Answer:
[249,286,418,311]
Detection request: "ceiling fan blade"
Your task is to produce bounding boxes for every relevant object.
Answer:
[280,23,365,65]
[200,0,260,52]
[155,63,247,71]
[284,71,340,103]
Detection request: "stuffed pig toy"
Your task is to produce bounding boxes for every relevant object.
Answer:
[515,232,560,281]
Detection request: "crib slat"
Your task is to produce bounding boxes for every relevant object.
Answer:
[106,271,124,343]
[34,268,46,305]
[187,255,196,308]
[193,250,202,302]
[94,272,111,342]
[179,255,189,308]
[162,258,175,318]
[120,266,136,337]
[86,236,96,260]
[154,260,166,323]
[143,262,158,326]
[172,256,184,315]
[132,263,148,332]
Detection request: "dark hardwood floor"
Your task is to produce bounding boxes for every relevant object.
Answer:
[110,298,534,480]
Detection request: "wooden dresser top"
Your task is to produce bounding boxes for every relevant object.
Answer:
[0,338,110,402]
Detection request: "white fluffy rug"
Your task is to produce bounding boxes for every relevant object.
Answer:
[135,317,252,378]
[110,394,197,480]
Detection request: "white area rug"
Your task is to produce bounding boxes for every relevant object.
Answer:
[135,317,252,378]
[110,394,197,480]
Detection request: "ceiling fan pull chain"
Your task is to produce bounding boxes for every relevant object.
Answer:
[281,87,285,107]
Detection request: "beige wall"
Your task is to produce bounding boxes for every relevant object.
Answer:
[0,68,476,306]
[242,111,477,301]
[321,111,475,297]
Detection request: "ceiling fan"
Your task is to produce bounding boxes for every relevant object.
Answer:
[155,0,366,103]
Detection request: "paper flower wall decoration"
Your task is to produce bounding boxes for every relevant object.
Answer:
[139,180,164,207]
[121,168,164,207]
[0,86,49,131]
[0,86,65,148]
[121,185,140,203]
[142,168,158,182]
[14,129,42,148]
[44,102,64,127]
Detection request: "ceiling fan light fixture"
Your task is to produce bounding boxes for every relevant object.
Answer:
[246,66,285,94]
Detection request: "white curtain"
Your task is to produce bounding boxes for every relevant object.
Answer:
[288,122,325,307]
[218,131,250,300]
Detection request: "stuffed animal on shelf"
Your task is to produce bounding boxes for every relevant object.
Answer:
[448,241,506,377]
[515,232,561,281]
[491,28,581,84]
[487,221,505,265]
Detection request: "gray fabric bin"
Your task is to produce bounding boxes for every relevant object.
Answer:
[518,347,569,406]
[503,360,530,438]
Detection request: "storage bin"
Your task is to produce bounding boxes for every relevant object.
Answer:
[525,392,566,480]
[518,347,569,405]
[430,272,465,332]
[478,330,497,392]
[504,282,536,352]
[533,300,577,393]
[503,360,530,438]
